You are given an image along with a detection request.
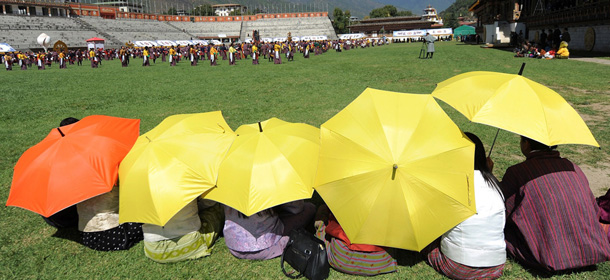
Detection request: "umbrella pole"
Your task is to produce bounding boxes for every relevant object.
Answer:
[487,62,525,157]
[488,129,500,157]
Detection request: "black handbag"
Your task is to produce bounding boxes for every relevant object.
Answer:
[281,229,329,280]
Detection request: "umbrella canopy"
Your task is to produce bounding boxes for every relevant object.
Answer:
[118,111,236,226]
[206,118,320,216]
[7,115,140,217]
[314,88,476,251]
[431,71,599,147]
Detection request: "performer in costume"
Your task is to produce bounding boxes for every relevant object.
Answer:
[120,47,128,67]
[303,43,310,58]
[273,43,282,64]
[36,52,44,70]
[142,47,150,66]
[252,44,259,65]
[4,53,13,71]
[209,45,218,66]
[89,49,98,68]
[169,47,176,66]
[228,44,236,65]
[59,51,67,69]
[189,45,197,66]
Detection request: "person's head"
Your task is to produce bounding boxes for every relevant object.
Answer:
[59,117,79,127]
[465,132,502,195]
[464,132,490,173]
[520,136,556,155]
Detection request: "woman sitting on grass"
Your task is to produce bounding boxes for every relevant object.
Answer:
[422,132,506,280]
[78,183,143,251]
[223,200,315,260]
[556,41,569,59]
[142,199,224,263]
[314,205,398,276]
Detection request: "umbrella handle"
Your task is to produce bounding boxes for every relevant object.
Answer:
[518,62,526,75]
[391,164,398,180]
[56,127,65,137]
[488,129,500,157]
[258,122,263,132]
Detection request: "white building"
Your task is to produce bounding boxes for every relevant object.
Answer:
[212,4,246,17]
[422,5,442,25]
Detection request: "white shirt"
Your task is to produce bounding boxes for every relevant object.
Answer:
[440,170,506,267]
[142,200,202,242]
[77,187,120,232]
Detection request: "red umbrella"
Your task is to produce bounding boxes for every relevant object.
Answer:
[6,115,140,217]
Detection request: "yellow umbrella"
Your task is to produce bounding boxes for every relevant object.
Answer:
[431,70,599,147]
[206,118,320,216]
[314,88,476,251]
[118,111,236,226]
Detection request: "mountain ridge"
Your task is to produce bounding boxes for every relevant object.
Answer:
[150,0,454,18]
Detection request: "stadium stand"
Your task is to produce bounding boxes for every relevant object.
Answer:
[0,12,337,50]
[0,14,97,49]
[242,17,337,40]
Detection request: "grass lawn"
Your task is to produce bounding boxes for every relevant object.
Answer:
[1,41,609,279]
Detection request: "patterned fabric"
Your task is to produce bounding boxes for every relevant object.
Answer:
[425,240,504,280]
[144,204,224,263]
[315,221,397,276]
[502,150,610,272]
[81,222,143,251]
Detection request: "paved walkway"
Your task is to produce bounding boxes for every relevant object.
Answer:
[569,57,610,65]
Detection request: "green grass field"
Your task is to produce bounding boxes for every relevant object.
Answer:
[1,41,609,279]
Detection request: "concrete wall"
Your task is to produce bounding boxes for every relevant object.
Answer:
[528,25,610,52]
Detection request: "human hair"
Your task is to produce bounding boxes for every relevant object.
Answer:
[59,117,79,127]
[464,132,503,199]
[521,136,557,151]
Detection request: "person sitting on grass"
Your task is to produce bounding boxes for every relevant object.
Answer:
[77,182,143,251]
[422,132,506,280]
[142,199,224,263]
[501,136,610,272]
[223,200,315,260]
[40,118,80,229]
[314,204,398,276]
[555,41,570,59]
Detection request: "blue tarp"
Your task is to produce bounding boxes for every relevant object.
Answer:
[0,43,17,52]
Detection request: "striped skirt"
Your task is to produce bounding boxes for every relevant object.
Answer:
[314,221,397,276]
[425,240,504,280]
[144,204,224,263]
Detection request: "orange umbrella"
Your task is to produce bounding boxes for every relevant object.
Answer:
[6,115,140,217]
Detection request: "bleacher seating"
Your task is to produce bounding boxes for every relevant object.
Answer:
[242,17,337,39]
[0,14,96,49]
[78,17,190,42]
[168,21,241,38]
[0,13,337,50]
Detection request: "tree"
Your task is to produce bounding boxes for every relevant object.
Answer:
[369,5,397,18]
[192,4,214,16]
[443,12,459,29]
[167,7,177,15]
[229,10,242,16]
[332,8,351,34]
[396,10,414,17]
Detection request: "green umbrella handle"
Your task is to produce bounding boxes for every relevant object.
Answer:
[391,164,398,180]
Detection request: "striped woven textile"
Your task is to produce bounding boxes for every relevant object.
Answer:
[425,240,504,280]
[314,221,397,276]
[502,151,610,272]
